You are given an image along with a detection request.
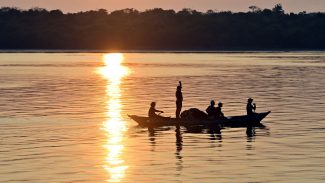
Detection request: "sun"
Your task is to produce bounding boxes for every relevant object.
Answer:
[98,53,129,83]
[103,53,124,67]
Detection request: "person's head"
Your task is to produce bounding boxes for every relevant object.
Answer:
[248,98,253,103]
[151,102,156,107]
[210,100,215,106]
[218,102,223,107]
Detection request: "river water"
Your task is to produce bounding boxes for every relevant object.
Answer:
[0,52,324,183]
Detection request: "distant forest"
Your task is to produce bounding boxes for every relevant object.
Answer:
[1,4,325,50]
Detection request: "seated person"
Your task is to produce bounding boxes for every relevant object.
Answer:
[148,102,164,120]
[206,100,217,118]
[215,102,225,118]
[246,98,256,115]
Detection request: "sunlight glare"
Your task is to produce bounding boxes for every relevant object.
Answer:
[103,53,124,67]
[99,53,129,83]
[98,53,129,182]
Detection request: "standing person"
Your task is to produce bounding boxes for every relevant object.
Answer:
[175,81,183,119]
[246,98,256,115]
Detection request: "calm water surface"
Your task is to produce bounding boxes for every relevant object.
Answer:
[0,52,325,183]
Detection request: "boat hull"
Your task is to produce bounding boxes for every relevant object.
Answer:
[128,111,270,128]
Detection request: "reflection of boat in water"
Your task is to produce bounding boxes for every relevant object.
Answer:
[128,111,270,128]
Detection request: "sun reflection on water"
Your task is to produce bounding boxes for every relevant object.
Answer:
[98,53,129,182]
[100,53,129,84]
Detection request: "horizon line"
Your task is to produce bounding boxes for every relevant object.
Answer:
[1,5,324,14]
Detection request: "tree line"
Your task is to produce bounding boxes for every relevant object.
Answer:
[0,4,324,50]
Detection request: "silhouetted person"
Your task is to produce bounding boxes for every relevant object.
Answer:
[206,100,217,119]
[246,98,256,115]
[148,102,164,120]
[215,102,225,118]
[175,81,183,119]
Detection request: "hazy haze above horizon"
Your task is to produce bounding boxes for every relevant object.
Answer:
[0,0,324,13]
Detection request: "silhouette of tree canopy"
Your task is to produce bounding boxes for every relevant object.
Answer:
[272,4,285,15]
[249,6,262,13]
[0,4,324,50]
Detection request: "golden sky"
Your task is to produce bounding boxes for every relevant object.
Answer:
[0,0,324,13]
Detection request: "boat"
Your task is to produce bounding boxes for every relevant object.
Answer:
[128,111,271,128]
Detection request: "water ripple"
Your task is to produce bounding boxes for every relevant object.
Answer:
[0,52,325,182]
